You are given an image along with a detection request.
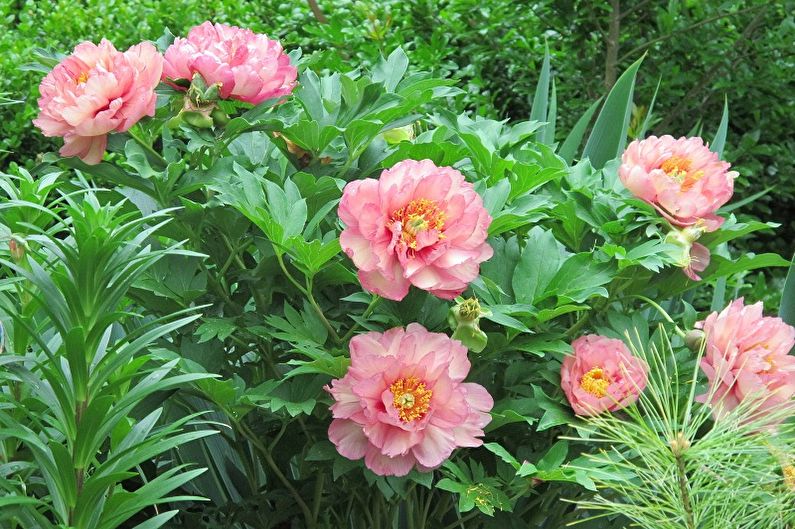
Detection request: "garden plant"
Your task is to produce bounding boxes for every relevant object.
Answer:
[1,10,794,529]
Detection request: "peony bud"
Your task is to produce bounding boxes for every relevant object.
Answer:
[448,297,489,353]
[664,229,695,268]
[211,108,230,127]
[182,109,214,129]
[684,329,705,352]
[9,238,25,263]
[669,431,691,457]
[382,124,415,145]
[664,227,710,281]
[187,72,221,104]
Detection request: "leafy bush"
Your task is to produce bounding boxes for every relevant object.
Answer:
[1,16,793,528]
[3,1,793,263]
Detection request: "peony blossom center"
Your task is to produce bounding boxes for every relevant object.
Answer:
[76,71,90,84]
[660,155,705,191]
[390,376,432,422]
[580,367,611,397]
[391,198,445,249]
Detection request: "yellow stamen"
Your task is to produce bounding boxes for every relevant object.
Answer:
[390,376,432,422]
[660,155,704,191]
[661,155,692,176]
[580,367,610,398]
[784,465,795,491]
[76,72,89,84]
[391,198,445,249]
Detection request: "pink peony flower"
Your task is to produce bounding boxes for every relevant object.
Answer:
[338,159,493,301]
[561,334,648,416]
[619,135,737,232]
[33,40,163,165]
[326,324,493,476]
[162,22,297,105]
[696,298,795,421]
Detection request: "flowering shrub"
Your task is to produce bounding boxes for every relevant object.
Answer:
[2,21,795,529]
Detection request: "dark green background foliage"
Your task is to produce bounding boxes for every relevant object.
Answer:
[1,2,794,528]
[0,0,793,256]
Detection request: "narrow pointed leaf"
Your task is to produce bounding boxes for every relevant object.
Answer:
[559,97,602,163]
[583,56,644,168]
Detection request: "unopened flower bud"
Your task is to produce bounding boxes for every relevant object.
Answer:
[448,297,489,353]
[9,238,25,263]
[182,109,214,129]
[664,229,693,268]
[211,107,230,127]
[684,329,706,352]
[382,124,415,145]
[669,431,691,457]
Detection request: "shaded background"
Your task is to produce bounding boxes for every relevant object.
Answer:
[1,0,792,257]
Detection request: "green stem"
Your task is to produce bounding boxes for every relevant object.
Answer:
[675,453,696,528]
[236,419,315,527]
[128,128,168,168]
[442,509,479,529]
[565,310,592,338]
[306,276,342,344]
[627,294,688,338]
[275,251,310,296]
[419,487,433,529]
[340,295,382,343]
[275,249,341,343]
[267,421,288,452]
[312,472,325,526]
[218,235,250,276]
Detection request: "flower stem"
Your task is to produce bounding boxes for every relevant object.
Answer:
[675,452,696,529]
[565,310,592,338]
[340,295,382,343]
[235,419,315,527]
[312,472,325,527]
[628,294,688,338]
[306,276,341,344]
[128,128,168,168]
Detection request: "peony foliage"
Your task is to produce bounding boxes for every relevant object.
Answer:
[0,22,794,529]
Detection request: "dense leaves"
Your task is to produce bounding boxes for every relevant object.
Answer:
[0,6,792,529]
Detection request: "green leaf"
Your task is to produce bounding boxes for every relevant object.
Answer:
[780,254,795,327]
[543,79,557,145]
[196,318,237,344]
[559,97,602,164]
[513,227,566,304]
[372,47,409,92]
[710,96,729,157]
[582,56,644,169]
[543,253,615,303]
[637,77,661,138]
[483,442,520,470]
[537,440,568,471]
[129,511,179,529]
[531,43,551,143]
[287,237,341,275]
